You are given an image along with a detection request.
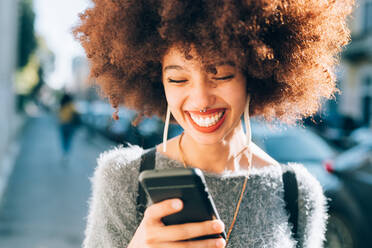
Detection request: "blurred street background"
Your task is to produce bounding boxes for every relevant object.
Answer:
[0,0,371,248]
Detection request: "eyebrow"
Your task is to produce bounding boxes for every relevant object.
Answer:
[163,65,189,72]
[163,61,236,72]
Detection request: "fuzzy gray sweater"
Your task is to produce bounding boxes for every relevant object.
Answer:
[83,146,328,248]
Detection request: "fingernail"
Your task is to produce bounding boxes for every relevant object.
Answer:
[216,238,226,247]
[172,200,182,210]
[213,220,224,231]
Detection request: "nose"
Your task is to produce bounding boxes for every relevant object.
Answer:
[189,76,216,109]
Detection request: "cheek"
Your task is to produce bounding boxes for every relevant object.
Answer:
[163,86,184,115]
[234,78,248,107]
[231,95,247,116]
[221,82,247,110]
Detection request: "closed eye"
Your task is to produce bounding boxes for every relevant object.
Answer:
[167,75,234,83]
[167,78,187,83]
[213,75,235,80]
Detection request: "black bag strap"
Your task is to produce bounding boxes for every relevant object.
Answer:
[136,148,156,221]
[282,169,300,247]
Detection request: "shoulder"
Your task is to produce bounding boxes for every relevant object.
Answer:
[91,145,145,194]
[283,163,326,210]
[282,163,322,192]
[83,145,147,247]
[97,144,144,168]
[283,163,328,247]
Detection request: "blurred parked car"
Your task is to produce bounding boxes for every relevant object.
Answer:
[303,115,363,151]
[251,121,371,248]
[349,127,372,145]
[76,101,140,144]
[330,141,372,246]
[76,100,183,148]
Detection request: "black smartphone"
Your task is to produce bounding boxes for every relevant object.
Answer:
[139,168,226,240]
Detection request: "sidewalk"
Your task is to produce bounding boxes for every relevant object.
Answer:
[0,114,117,248]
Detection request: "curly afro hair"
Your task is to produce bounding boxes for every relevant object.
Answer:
[74,0,354,123]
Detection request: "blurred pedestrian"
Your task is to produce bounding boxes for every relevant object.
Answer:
[74,0,354,247]
[58,92,80,159]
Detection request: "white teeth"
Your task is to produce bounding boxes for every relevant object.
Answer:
[189,111,224,127]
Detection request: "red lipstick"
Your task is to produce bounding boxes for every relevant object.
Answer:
[186,109,227,133]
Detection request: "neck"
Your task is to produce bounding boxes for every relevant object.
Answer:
[180,125,248,174]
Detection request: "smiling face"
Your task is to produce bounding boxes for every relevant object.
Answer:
[162,46,248,145]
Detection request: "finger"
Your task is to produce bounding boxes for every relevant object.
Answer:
[144,198,183,224]
[154,238,226,248]
[158,220,225,241]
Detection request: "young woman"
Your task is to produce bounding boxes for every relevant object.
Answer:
[74,0,353,247]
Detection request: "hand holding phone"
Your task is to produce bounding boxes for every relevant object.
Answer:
[138,168,226,240]
[127,198,226,248]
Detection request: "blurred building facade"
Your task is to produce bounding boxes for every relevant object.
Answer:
[0,0,22,200]
[339,0,372,127]
[71,56,91,96]
[71,55,99,101]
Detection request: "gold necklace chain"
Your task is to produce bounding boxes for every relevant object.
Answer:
[177,132,250,245]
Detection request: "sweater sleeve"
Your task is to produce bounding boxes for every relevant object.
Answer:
[83,146,144,248]
[287,163,329,248]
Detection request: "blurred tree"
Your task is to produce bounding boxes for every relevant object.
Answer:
[15,34,55,113]
[17,0,37,69]
[15,54,40,95]
[15,0,55,113]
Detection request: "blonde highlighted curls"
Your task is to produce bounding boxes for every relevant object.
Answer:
[74,0,354,124]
